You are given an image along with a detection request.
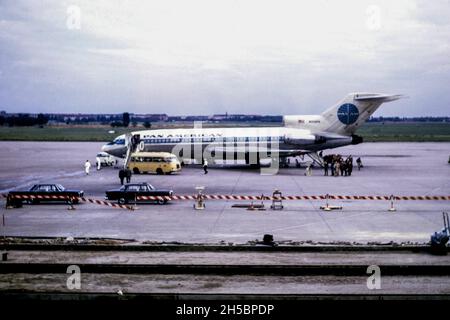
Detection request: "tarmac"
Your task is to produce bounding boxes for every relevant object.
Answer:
[1,141,449,244]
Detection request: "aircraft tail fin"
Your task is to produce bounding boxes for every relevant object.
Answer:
[320,93,403,135]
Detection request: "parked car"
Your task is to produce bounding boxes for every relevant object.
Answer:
[105,183,173,205]
[96,152,117,167]
[7,184,84,207]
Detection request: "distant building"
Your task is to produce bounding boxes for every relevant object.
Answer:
[211,114,265,121]
[132,114,169,122]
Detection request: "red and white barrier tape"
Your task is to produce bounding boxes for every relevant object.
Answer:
[3,193,450,204]
[136,194,450,201]
[79,197,132,210]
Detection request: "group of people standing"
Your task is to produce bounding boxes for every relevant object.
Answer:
[323,154,362,177]
[118,168,132,185]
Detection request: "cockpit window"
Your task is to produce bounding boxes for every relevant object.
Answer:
[107,139,126,145]
[114,139,125,145]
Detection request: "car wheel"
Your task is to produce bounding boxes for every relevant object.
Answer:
[133,168,140,174]
[157,199,165,205]
[156,168,163,175]
[118,198,127,205]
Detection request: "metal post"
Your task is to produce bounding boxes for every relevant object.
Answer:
[388,194,396,212]
[320,194,342,211]
[194,186,205,210]
[67,197,76,211]
[133,193,139,211]
[322,194,331,211]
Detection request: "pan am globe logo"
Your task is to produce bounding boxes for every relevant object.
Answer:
[337,103,359,125]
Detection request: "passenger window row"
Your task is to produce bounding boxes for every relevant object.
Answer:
[143,137,283,143]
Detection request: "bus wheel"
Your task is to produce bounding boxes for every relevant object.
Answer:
[133,168,140,174]
[156,168,163,175]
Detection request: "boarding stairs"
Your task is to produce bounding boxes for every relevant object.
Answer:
[306,152,325,167]
[123,133,141,169]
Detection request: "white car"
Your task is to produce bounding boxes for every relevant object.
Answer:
[96,152,117,167]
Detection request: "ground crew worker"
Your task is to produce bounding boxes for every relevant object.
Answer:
[305,164,312,176]
[341,161,348,176]
[118,169,125,185]
[125,168,132,183]
[84,160,91,175]
[324,161,329,176]
[335,161,340,176]
[347,155,353,176]
[203,159,208,174]
[96,156,101,170]
[356,157,362,170]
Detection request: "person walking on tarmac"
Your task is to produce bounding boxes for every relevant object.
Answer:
[347,155,353,176]
[96,155,101,170]
[118,169,125,185]
[125,168,132,183]
[84,160,91,175]
[356,157,363,170]
[324,160,329,176]
[203,159,208,174]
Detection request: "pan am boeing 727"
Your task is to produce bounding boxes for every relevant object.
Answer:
[102,93,402,166]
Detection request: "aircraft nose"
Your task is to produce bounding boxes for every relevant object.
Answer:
[102,143,126,158]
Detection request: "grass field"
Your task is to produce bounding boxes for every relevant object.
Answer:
[0,122,449,142]
[357,122,450,142]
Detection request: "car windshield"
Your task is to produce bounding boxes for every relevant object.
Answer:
[34,185,56,192]
[56,184,65,191]
[147,184,155,190]
[126,185,141,192]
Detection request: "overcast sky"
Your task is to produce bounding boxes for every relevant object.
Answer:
[0,0,449,116]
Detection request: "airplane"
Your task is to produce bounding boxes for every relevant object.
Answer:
[102,93,402,166]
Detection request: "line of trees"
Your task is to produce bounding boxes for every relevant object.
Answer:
[110,112,131,127]
[0,114,49,127]
[367,116,450,122]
